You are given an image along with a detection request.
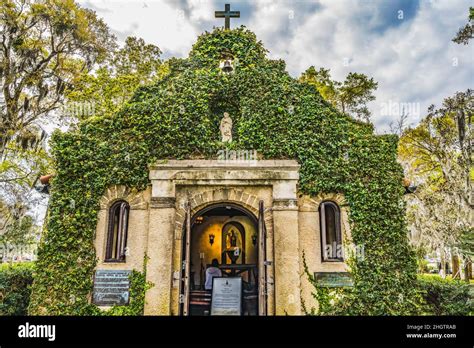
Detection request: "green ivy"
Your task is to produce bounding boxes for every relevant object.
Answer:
[301,253,351,315]
[29,27,419,315]
[0,262,34,315]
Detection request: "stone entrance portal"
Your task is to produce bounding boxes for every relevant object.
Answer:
[144,160,301,315]
[182,203,259,316]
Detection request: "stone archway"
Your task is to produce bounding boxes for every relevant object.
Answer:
[147,159,300,316]
[171,188,275,316]
[181,201,261,315]
[99,185,148,210]
[173,188,273,242]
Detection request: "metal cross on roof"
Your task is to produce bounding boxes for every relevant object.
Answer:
[215,3,240,30]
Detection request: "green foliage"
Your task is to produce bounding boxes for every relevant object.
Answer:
[67,36,164,119]
[453,7,474,45]
[0,0,116,155]
[299,66,378,122]
[458,227,474,257]
[301,253,351,315]
[417,275,473,315]
[0,262,34,315]
[29,26,417,315]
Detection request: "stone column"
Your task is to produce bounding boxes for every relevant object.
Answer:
[144,195,176,315]
[272,181,301,315]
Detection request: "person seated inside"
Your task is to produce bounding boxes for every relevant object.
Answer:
[205,258,222,290]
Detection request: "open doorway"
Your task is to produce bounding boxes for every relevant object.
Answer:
[179,202,265,316]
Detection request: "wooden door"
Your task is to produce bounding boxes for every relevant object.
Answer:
[258,200,267,316]
[182,202,192,316]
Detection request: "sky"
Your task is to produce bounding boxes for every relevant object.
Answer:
[79,0,473,132]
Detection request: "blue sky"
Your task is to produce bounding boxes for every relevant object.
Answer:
[79,0,473,132]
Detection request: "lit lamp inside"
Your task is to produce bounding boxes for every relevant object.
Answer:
[252,233,257,246]
[209,233,215,246]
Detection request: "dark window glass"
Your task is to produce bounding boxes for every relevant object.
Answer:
[105,200,129,262]
[319,201,342,261]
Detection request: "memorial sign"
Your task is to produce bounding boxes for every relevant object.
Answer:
[314,272,353,287]
[92,270,131,306]
[210,277,242,315]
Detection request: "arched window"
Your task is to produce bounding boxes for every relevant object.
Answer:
[105,200,129,262]
[319,201,343,261]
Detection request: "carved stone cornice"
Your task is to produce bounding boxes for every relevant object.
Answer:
[99,185,148,210]
[150,197,176,209]
[272,198,298,211]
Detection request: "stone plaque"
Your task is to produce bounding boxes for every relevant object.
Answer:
[92,270,131,306]
[314,272,353,288]
[210,277,242,316]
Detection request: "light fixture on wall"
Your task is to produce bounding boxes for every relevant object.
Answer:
[252,233,257,246]
[209,233,215,246]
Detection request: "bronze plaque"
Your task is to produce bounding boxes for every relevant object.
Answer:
[92,270,131,306]
[314,272,353,287]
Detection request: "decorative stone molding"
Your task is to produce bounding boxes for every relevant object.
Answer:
[173,188,271,241]
[150,197,176,209]
[298,192,348,212]
[99,185,148,210]
[147,159,298,315]
[272,198,298,211]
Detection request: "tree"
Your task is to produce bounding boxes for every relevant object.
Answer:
[299,67,338,106]
[299,66,378,123]
[0,0,116,156]
[0,190,41,263]
[426,90,473,208]
[339,72,378,122]
[399,90,473,280]
[66,36,163,119]
[453,7,473,45]
[0,0,115,257]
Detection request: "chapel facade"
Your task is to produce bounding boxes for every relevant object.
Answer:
[94,159,352,315]
[29,9,411,317]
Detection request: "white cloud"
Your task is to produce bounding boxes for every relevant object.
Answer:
[79,0,199,57]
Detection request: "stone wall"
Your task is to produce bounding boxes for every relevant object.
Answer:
[298,193,352,312]
[93,161,352,315]
[94,185,150,272]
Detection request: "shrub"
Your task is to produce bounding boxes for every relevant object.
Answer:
[417,275,473,315]
[0,262,34,315]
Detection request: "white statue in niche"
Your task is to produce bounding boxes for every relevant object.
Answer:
[220,112,233,142]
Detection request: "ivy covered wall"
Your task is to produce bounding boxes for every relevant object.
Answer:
[29,27,418,315]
